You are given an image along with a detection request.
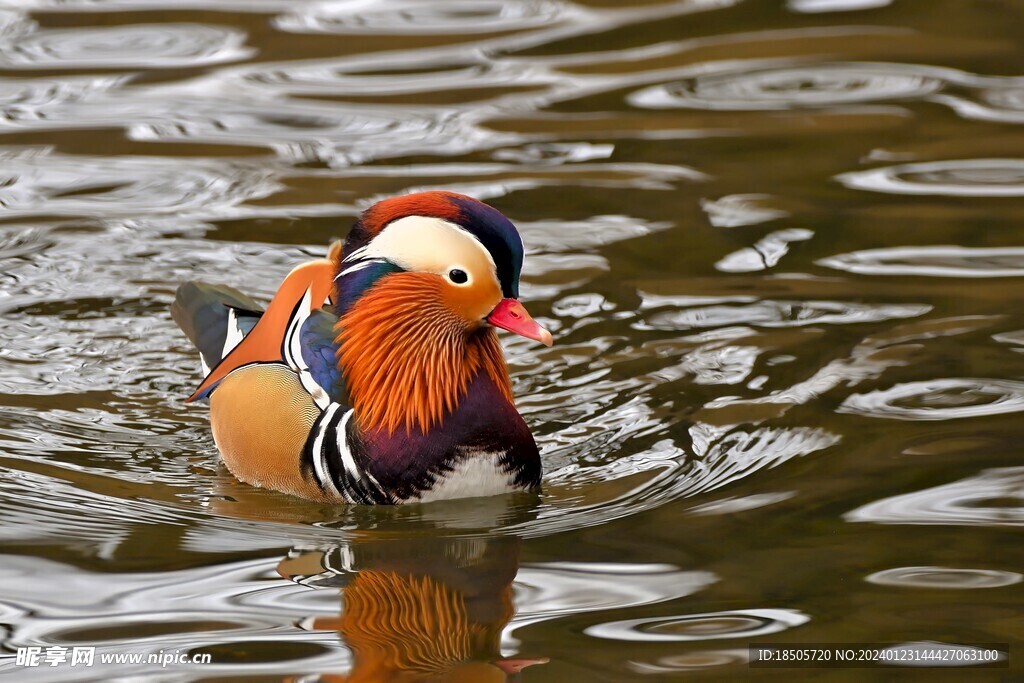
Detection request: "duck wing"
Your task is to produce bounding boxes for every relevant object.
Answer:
[178,244,340,403]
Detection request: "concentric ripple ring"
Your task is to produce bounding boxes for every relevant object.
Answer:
[629,62,945,110]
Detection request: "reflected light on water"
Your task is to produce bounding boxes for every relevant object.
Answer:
[839,379,1024,421]
[837,159,1024,197]
[846,467,1024,527]
[0,23,253,69]
[630,61,946,110]
[585,608,810,642]
[820,245,1024,277]
[866,566,1023,589]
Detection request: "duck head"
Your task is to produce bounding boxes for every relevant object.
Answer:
[334,191,551,346]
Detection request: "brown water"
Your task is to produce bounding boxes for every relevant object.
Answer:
[0,0,1022,680]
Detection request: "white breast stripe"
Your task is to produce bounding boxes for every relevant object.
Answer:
[283,286,331,410]
[336,410,361,483]
[312,404,342,498]
[283,287,311,369]
[363,468,386,497]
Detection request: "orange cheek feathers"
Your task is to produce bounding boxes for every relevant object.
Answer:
[336,272,513,435]
[441,276,503,327]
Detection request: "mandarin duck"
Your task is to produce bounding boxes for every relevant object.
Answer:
[172,191,552,505]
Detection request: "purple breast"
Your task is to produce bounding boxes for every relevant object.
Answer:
[349,371,541,501]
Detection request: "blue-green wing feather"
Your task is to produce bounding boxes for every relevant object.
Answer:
[300,308,347,405]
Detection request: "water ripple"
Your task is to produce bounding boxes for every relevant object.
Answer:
[866,566,1022,589]
[978,86,1024,113]
[837,159,1024,197]
[275,0,576,36]
[820,246,1024,277]
[514,563,716,624]
[931,87,1024,125]
[493,142,614,165]
[787,0,893,12]
[839,379,1024,421]
[0,23,253,69]
[0,554,344,680]
[637,296,930,330]
[0,467,189,553]
[518,215,673,253]
[687,491,795,515]
[846,467,1024,526]
[715,228,814,273]
[0,75,126,126]
[699,315,993,420]
[700,194,788,228]
[585,608,810,642]
[127,99,501,165]
[510,412,837,538]
[2,0,298,9]
[0,148,276,219]
[630,62,944,110]
[238,56,561,98]
[628,650,749,673]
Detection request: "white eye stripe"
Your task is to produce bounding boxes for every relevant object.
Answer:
[445,223,497,271]
[346,215,498,282]
[341,244,369,264]
[336,258,387,280]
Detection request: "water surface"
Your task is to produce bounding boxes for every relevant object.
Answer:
[0,0,1022,680]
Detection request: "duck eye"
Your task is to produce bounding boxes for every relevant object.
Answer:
[447,268,469,284]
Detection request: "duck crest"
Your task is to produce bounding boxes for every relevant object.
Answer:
[336,272,513,436]
[359,191,466,237]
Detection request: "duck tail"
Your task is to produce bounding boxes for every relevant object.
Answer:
[170,281,263,381]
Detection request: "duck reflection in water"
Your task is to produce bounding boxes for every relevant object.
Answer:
[279,534,547,682]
